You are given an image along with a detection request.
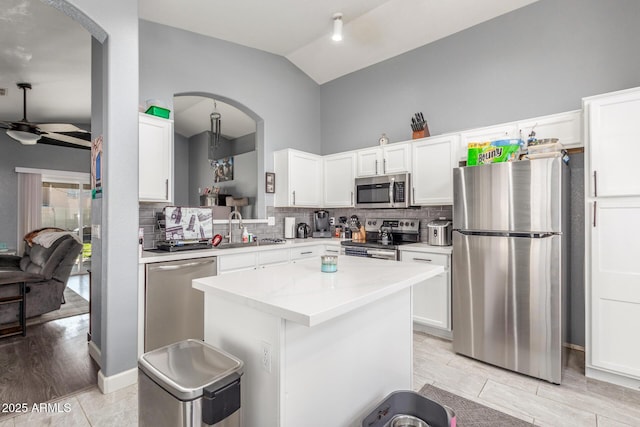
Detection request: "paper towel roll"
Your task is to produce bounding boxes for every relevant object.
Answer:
[284,217,296,239]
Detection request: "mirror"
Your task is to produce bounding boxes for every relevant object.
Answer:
[173,94,265,220]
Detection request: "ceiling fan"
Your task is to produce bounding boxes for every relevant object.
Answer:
[0,83,91,150]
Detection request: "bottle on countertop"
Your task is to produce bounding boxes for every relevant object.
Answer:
[242,227,249,243]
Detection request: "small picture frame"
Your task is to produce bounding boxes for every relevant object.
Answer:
[265,172,275,193]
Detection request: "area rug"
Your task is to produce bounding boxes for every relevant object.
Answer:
[26,287,89,326]
[419,384,534,426]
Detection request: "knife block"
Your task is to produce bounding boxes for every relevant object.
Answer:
[412,123,430,139]
[352,226,366,242]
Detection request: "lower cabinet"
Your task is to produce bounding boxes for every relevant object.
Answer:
[217,244,337,274]
[400,249,452,339]
[291,245,323,261]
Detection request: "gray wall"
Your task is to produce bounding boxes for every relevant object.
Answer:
[0,134,90,249]
[174,132,189,206]
[67,0,140,380]
[320,0,640,154]
[187,132,258,218]
[139,19,322,214]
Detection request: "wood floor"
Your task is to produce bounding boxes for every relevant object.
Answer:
[0,313,98,421]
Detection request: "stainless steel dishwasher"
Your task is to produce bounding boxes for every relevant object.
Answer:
[145,257,217,352]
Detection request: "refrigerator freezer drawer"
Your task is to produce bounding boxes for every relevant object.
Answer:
[453,157,568,233]
[452,231,564,383]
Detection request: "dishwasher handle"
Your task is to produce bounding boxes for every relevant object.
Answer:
[148,259,216,272]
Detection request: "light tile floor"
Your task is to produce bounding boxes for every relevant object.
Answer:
[412,332,640,427]
[2,332,639,426]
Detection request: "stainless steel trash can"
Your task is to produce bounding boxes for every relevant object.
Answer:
[138,339,244,427]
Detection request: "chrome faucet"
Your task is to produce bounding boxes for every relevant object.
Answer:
[227,210,243,243]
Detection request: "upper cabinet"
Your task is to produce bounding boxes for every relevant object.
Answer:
[274,149,322,207]
[517,110,582,149]
[585,90,640,197]
[458,110,582,162]
[323,152,356,207]
[411,134,459,206]
[139,113,174,203]
[356,143,410,177]
[459,123,516,162]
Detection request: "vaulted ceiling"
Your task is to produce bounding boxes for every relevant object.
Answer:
[0,0,539,135]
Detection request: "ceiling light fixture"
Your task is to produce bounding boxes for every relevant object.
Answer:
[332,13,343,42]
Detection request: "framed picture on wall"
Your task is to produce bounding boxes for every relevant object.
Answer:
[265,172,275,193]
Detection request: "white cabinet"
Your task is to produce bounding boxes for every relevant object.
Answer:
[411,135,459,205]
[584,87,640,389]
[323,152,356,207]
[517,110,582,149]
[588,200,640,380]
[356,143,410,177]
[400,249,452,339]
[257,249,290,268]
[291,245,323,261]
[586,90,640,197]
[274,149,322,207]
[139,113,173,202]
[459,123,516,162]
[217,252,257,275]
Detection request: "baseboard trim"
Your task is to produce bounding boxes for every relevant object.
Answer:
[586,366,640,391]
[97,367,138,394]
[564,343,585,352]
[413,322,453,341]
[88,341,102,367]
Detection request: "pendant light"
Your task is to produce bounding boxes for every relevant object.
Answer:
[210,100,222,150]
[332,13,343,42]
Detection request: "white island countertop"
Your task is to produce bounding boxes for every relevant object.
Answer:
[193,256,443,327]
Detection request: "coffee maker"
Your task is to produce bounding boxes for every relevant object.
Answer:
[312,210,332,238]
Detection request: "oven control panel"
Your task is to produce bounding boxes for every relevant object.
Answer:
[364,218,420,234]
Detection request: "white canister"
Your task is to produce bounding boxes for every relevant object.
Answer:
[284,217,296,239]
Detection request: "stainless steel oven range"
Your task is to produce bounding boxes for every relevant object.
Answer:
[341,218,420,261]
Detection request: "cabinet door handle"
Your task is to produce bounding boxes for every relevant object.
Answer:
[593,171,598,197]
[375,159,379,175]
[412,257,433,263]
[165,179,169,200]
[412,187,416,204]
[326,249,339,254]
[300,251,312,255]
[383,158,387,174]
[350,191,354,205]
[593,201,597,228]
[292,190,296,205]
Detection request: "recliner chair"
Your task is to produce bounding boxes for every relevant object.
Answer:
[0,233,83,326]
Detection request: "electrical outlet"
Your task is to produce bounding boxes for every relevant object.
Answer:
[267,216,275,226]
[260,341,272,373]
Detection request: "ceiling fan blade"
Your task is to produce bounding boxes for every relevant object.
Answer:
[0,121,14,130]
[37,123,90,134]
[39,131,92,150]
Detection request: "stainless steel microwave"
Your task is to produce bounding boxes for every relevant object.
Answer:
[355,173,411,208]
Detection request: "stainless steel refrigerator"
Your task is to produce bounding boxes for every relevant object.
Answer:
[452,157,568,384]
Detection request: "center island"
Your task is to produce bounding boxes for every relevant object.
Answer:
[192,255,443,427]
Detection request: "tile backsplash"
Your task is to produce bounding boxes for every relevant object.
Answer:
[139,203,451,249]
